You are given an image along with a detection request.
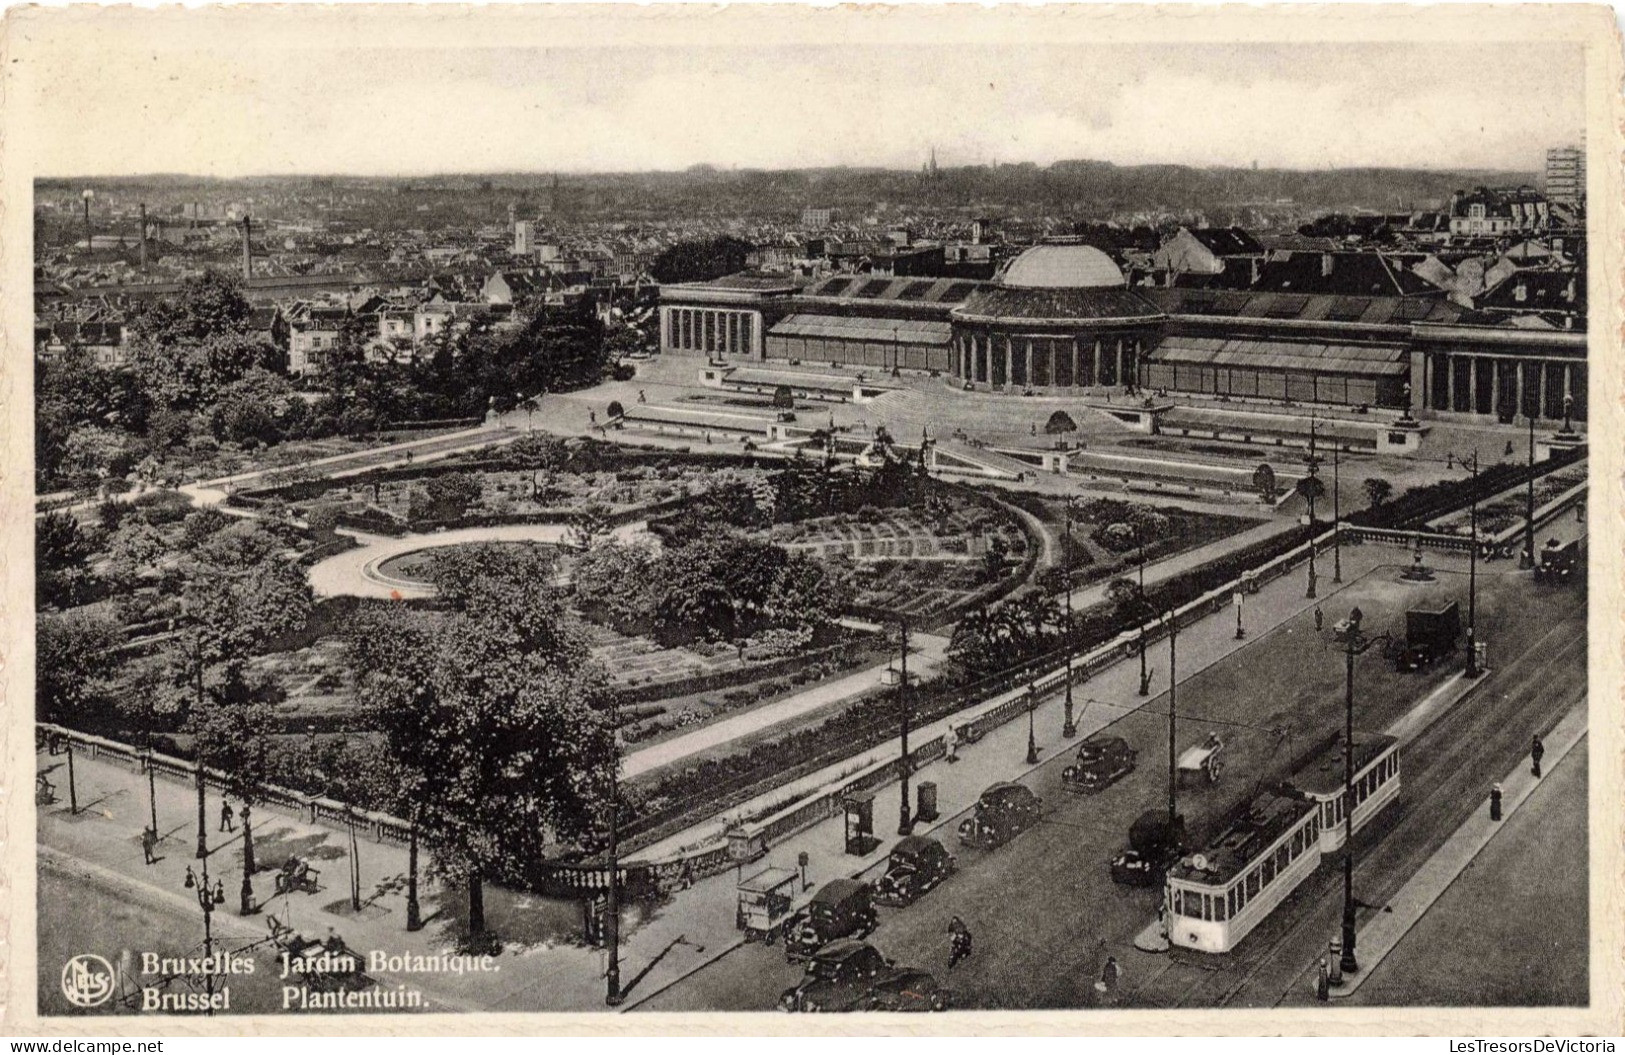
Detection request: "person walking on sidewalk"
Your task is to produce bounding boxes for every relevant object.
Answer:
[141,827,159,866]
[1531,734,1545,778]
[220,799,235,833]
[944,724,960,764]
[947,916,973,970]
[1314,606,1324,632]
[1096,956,1121,996]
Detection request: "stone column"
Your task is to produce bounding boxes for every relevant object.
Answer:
[1024,341,1033,389]
[1490,358,1501,417]
[1092,340,1103,387]
[1515,359,1525,416]
[1445,353,1456,412]
[1563,362,1573,402]
[1467,354,1478,414]
[1004,339,1014,390]
[659,306,671,351]
[1534,360,1546,419]
[1070,340,1080,389]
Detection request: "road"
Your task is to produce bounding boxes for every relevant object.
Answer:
[635,561,1586,1012]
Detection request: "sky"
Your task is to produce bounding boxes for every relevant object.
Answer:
[22,35,1588,178]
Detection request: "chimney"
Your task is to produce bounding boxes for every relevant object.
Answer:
[241,214,252,280]
[138,203,148,269]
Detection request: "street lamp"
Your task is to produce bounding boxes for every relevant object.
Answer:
[1305,417,1320,600]
[1454,450,1482,677]
[1333,606,1385,977]
[1062,499,1078,738]
[1164,610,1179,834]
[142,737,159,839]
[1025,682,1040,765]
[896,616,913,837]
[1331,437,1342,584]
[604,703,624,1007]
[64,736,79,815]
[1520,408,1536,569]
[239,803,256,916]
[182,858,227,1014]
[1135,526,1151,697]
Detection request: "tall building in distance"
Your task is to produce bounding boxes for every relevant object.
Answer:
[514,219,534,256]
[1545,145,1586,209]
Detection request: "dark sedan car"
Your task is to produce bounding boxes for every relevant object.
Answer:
[1061,734,1138,793]
[779,939,952,1013]
[873,835,956,907]
[957,781,1042,850]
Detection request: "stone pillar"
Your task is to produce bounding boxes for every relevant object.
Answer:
[1445,354,1456,412]
[659,307,671,352]
[1024,341,1033,389]
[1515,359,1526,416]
[1490,358,1500,418]
[1116,339,1126,386]
[1092,340,1103,387]
[1004,340,1014,390]
[1563,362,1573,402]
[1467,354,1478,414]
[1071,340,1080,389]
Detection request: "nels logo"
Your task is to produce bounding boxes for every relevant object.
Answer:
[61,954,117,1008]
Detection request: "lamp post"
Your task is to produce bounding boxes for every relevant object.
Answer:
[239,804,256,915]
[143,737,159,838]
[1135,527,1150,697]
[1520,408,1536,569]
[1165,611,1178,833]
[1305,417,1319,599]
[1458,450,1481,678]
[65,737,79,815]
[1025,682,1040,766]
[896,616,913,836]
[406,801,423,932]
[1332,437,1342,584]
[183,857,226,1012]
[604,704,624,1007]
[1062,500,1078,738]
[1335,605,1382,977]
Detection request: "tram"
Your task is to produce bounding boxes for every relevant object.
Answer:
[1289,732,1401,854]
[1163,733,1402,954]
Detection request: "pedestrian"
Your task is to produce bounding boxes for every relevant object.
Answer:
[141,826,158,866]
[947,916,973,970]
[1097,956,1121,994]
[589,410,596,424]
[220,799,235,832]
[1531,734,1545,778]
[638,389,647,404]
[944,724,960,764]
[1446,452,1455,470]
[1316,957,1331,1001]
[1314,606,1324,632]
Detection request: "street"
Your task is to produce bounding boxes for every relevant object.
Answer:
[635,554,1586,1011]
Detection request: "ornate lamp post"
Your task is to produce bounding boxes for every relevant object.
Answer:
[896,616,913,836]
[1135,527,1150,697]
[1062,499,1078,738]
[1455,450,1481,677]
[604,702,624,1007]
[1025,682,1040,766]
[1305,417,1320,599]
[183,856,226,1013]
[1332,437,1343,584]
[1334,606,1385,977]
[1521,407,1536,569]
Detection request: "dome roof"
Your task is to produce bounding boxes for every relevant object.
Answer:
[1001,243,1126,289]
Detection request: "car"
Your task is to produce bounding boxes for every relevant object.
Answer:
[1111,809,1187,887]
[784,878,879,962]
[873,835,956,907]
[779,939,952,1013]
[957,781,1042,850]
[1061,734,1138,793]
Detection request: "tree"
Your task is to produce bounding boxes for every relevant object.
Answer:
[353,549,616,943]
[649,236,754,284]
[772,385,795,410]
[409,472,483,524]
[1363,477,1394,508]
[123,270,278,412]
[37,610,122,725]
[104,519,168,588]
[606,400,625,420]
[37,511,94,609]
[1295,475,1327,505]
[508,434,572,473]
[573,540,658,628]
[185,554,314,661]
[1043,410,1078,436]
[565,502,614,551]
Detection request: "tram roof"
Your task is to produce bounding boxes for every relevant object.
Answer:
[1288,732,1399,798]
[1167,791,1316,887]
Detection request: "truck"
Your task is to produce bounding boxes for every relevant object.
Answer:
[1535,537,1585,584]
[1395,600,1461,672]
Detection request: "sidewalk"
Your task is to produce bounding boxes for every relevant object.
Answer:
[1064,517,1300,614]
[1331,701,1589,998]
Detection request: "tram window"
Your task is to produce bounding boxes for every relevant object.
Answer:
[1276,845,1290,871]
[1247,869,1260,897]
[1309,816,1319,841]
[1262,857,1275,885]
[1228,888,1239,916]
[1170,890,1181,916]
[1201,895,1213,922]
[1323,801,1334,827]
[1214,894,1227,921]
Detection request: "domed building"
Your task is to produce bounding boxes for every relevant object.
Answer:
[949,241,1165,392]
